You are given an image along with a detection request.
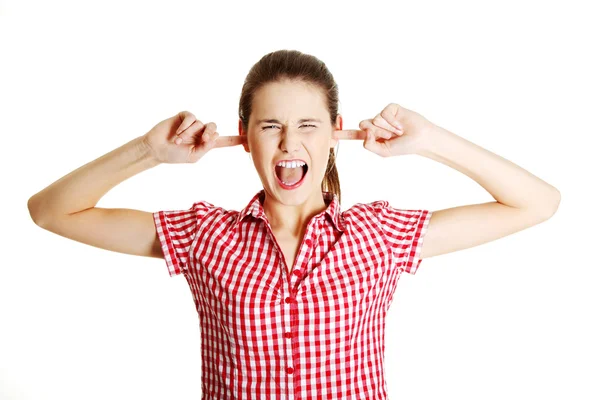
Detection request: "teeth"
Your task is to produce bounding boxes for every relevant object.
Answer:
[276,160,306,168]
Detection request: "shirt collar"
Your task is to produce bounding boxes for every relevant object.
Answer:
[234,189,346,232]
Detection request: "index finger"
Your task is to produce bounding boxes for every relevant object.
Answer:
[213,135,247,148]
[333,129,366,140]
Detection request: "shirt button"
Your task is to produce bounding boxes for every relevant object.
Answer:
[293,269,302,277]
[285,296,293,303]
[305,239,313,247]
[284,331,292,338]
[286,367,294,374]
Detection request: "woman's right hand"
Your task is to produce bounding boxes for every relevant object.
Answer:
[142,111,246,164]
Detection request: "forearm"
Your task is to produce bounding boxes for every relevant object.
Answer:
[28,136,160,222]
[417,125,561,216]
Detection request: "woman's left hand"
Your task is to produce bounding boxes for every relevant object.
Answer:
[334,103,437,157]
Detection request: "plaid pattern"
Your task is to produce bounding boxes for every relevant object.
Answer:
[153,189,431,399]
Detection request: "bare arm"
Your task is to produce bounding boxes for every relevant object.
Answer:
[27,111,244,259]
[27,136,164,258]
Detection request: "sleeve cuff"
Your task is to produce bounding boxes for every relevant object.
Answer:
[153,211,185,277]
[401,209,433,275]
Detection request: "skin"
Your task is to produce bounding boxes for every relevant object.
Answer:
[238,79,342,237]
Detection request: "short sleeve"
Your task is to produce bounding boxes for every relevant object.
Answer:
[153,201,215,277]
[379,203,433,275]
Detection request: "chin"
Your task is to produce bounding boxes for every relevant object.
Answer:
[267,180,318,205]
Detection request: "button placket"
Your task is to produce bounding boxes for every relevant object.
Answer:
[283,292,298,396]
[300,232,316,271]
[290,229,315,286]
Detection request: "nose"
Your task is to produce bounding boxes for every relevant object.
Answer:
[279,129,301,154]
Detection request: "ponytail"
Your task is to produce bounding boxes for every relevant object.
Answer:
[321,145,341,205]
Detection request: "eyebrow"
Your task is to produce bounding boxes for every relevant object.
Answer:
[257,118,323,124]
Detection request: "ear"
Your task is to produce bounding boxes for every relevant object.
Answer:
[330,114,342,148]
[238,119,250,153]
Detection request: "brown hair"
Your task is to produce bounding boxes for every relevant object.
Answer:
[238,49,341,205]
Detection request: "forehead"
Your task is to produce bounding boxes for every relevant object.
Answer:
[252,80,328,121]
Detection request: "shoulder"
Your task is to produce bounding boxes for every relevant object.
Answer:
[158,200,238,227]
[188,200,243,222]
[343,199,428,228]
[343,199,390,218]
[189,199,220,213]
[339,200,392,231]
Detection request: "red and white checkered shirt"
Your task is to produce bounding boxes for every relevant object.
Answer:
[153,189,432,399]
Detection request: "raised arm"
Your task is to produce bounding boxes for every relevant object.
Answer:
[27,111,245,259]
[28,135,164,258]
[335,103,560,260]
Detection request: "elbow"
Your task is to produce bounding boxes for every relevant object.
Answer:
[540,189,561,220]
[28,195,48,227]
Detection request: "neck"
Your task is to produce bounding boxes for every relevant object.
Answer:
[262,189,328,237]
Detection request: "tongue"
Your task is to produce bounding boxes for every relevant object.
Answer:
[276,166,303,185]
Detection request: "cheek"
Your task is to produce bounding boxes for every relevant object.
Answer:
[248,141,273,169]
[318,138,333,159]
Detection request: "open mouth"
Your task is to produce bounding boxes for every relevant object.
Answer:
[274,163,309,189]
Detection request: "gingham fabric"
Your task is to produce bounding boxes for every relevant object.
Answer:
[153,189,432,399]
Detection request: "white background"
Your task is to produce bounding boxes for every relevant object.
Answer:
[1,1,598,399]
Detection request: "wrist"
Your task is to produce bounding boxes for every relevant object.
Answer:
[415,124,450,158]
[136,136,162,167]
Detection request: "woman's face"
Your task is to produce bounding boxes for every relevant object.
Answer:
[239,79,341,205]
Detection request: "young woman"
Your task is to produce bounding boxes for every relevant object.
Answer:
[28,49,560,399]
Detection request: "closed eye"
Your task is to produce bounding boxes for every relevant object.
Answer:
[261,124,317,130]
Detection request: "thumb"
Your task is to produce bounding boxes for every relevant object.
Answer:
[363,130,388,157]
[363,130,378,151]
[363,130,372,148]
